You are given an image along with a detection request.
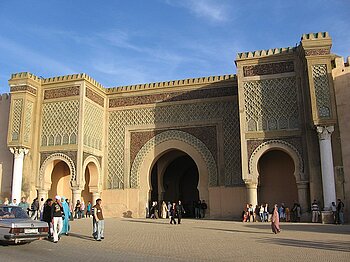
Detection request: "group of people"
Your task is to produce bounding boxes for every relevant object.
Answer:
[194,200,208,219]
[149,200,186,224]
[312,199,345,224]
[243,202,302,223]
[73,199,92,219]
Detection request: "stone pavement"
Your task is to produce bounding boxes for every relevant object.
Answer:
[1,218,350,262]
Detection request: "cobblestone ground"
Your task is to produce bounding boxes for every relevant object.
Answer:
[1,218,349,262]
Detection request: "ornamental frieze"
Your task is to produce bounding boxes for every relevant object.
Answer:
[40,150,77,168]
[86,88,104,107]
[44,86,80,100]
[243,61,294,77]
[130,126,218,166]
[10,85,37,95]
[304,48,330,56]
[109,86,236,108]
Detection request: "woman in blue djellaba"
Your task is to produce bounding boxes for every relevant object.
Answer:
[60,196,71,236]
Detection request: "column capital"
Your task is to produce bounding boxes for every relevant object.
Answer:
[244,179,258,189]
[9,147,29,156]
[316,125,334,140]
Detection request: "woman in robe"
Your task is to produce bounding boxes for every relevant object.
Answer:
[161,201,168,219]
[61,197,71,235]
[271,204,281,234]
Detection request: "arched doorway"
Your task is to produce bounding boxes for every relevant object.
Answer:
[48,160,72,200]
[81,167,92,204]
[81,160,100,207]
[257,150,298,209]
[150,150,199,217]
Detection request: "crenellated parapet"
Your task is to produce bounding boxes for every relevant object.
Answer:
[106,74,236,93]
[236,47,295,60]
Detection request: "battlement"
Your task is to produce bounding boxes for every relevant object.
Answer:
[11,72,42,83]
[0,93,10,101]
[236,47,295,60]
[301,32,330,41]
[106,75,236,93]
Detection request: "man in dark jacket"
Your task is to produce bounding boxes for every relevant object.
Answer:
[176,200,185,224]
[42,198,53,239]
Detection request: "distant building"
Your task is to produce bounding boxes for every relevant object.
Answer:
[0,32,349,221]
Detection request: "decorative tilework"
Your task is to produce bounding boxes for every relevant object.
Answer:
[23,101,33,143]
[130,130,218,188]
[44,86,80,100]
[305,49,330,56]
[10,85,37,95]
[312,64,331,118]
[41,100,79,146]
[243,61,294,77]
[11,99,23,141]
[243,77,299,131]
[83,101,103,150]
[86,88,104,107]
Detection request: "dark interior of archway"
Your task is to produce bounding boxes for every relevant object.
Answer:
[81,167,92,204]
[258,150,298,210]
[151,155,199,217]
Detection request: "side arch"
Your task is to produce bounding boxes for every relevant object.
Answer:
[130,130,218,189]
[82,155,102,192]
[39,153,76,191]
[248,140,305,184]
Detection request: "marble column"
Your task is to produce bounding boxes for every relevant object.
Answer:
[10,147,29,203]
[72,188,82,207]
[245,182,258,207]
[316,126,336,210]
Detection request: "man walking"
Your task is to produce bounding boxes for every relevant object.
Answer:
[176,200,185,224]
[337,199,345,224]
[51,196,63,243]
[93,198,104,241]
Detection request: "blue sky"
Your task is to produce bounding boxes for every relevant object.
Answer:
[0,0,349,93]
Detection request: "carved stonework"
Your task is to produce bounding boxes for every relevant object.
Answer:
[86,88,104,107]
[11,99,23,141]
[40,151,77,170]
[243,61,294,77]
[10,85,37,95]
[316,126,334,140]
[247,137,304,170]
[305,48,330,56]
[109,86,236,108]
[130,126,217,167]
[312,64,332,118]
[44,86,80,100]
[83,152,102,167]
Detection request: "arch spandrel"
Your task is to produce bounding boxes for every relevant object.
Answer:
[248,140,305,184]
[130,130,218,189]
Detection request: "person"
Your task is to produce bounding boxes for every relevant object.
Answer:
[150,201,156,219]
[337,199,345,225]
[330,202,337,224]
[42,198,53,239]
[254,205,259,222]
[18,197,29,213]
[3,197,9,205]
[264,204,269,222]
[271,204,281,234]
[169,202,177,225]
[161,201,168,219]
[259,205,265,222]
[176,200,185,224]
[285,206,290,222]
[30,198,39,220]
[311,200,319,223]
[74,200,81,219]
[86,201,92,218]
[248,204,254,222]
[154,201,159,219]
[167,202,172,218]
[10,199,18,206]
[81,200,85,218]
[51,196,63,243]
[93,198,104,241]
[194,200,201,219]
[201,200,208,218]
[278,203,286,221]
[296,204,301,222]
[61,197,71,236]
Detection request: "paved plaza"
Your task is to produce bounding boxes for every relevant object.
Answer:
[1,218,349,261]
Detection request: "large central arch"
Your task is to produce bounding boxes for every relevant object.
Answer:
[130,130,217,217]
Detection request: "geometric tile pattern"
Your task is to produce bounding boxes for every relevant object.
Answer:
[243,77,299,131]
[108,100,241,189]
[23,101,33,143]
[41,100,79,146]
[312,64,331,118]
[83,101,103,150]
[11,99,23,141]
[130,130,218,188]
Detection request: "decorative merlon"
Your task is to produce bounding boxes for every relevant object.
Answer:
[236,47,295,60]
[301,32,330,41]
[106,74,236,93]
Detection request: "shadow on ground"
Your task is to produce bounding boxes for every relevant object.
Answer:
[68,232,96,242]
[256,237,350,252]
